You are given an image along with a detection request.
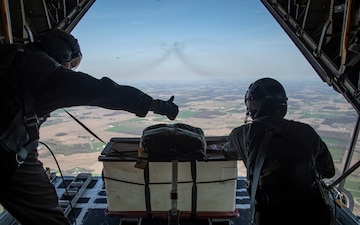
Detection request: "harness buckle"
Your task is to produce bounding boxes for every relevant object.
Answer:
[24,113,39,127]
[15,154,25,165]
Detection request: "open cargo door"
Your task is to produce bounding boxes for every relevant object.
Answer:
[261,1,360,224]
[0,0,95,44]
[261,0,360,114]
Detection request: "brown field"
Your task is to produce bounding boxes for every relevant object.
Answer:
[37,83,357,180]
[38,105,247,176]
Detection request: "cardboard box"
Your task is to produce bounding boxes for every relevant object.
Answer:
[99,137,237,214]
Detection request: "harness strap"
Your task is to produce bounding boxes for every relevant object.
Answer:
[250,123,276,225]
[16,67,40,164]
[1,47,54,165]
[16,139,39,164]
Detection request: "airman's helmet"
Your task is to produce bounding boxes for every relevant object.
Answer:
[245,77,288,119]
[37,29,82,69]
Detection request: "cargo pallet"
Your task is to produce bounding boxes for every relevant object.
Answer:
[100,137,239,225]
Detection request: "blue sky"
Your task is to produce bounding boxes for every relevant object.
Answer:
[71,0,319,83]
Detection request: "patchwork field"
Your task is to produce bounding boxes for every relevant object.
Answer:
[38,80,357,179]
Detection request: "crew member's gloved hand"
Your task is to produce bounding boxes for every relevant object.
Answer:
[151,96,179,120]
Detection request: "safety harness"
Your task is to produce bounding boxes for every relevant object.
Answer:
[247,119,334,225]
[0,44,40,166]
[248,122,279,225]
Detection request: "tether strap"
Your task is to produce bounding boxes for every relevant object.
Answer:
[63,108,105,144]
[250,124,276,225]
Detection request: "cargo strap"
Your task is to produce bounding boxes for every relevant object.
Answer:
[144,163,152,219]
[190,160,197,218]
[143,160,198,218]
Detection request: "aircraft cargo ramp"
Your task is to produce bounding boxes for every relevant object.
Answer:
[0,173,251,225]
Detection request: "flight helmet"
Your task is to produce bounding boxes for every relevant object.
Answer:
[37,29,82,69]
[245,77,288,119]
